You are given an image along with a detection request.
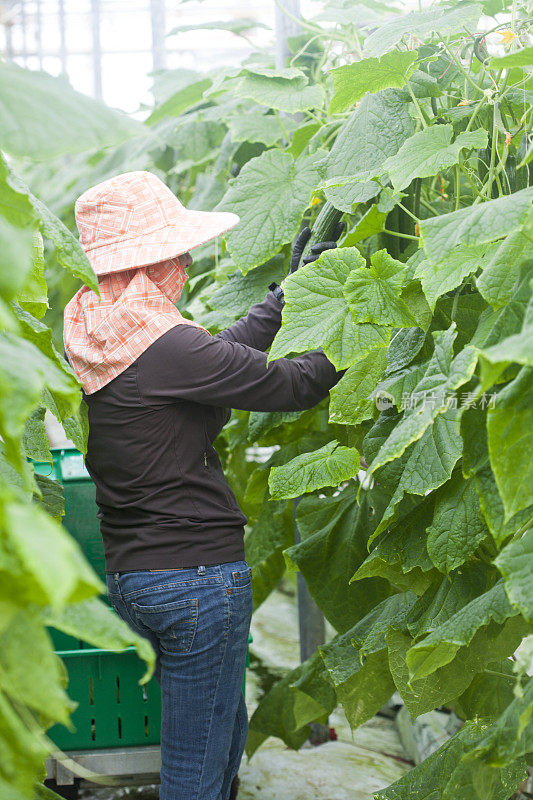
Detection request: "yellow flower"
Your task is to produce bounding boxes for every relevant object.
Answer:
[311,196,321,207]
[499,29,517,47]
[505,131,512,146]
[457,100,469,106]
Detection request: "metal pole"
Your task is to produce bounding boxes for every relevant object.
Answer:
[150,0,166,73]
[58,0,67,75]
[274,0,302,69]
[35,0,43,68]
[20,0,27,65]
[294,500,330,744]
[90,0,102,100]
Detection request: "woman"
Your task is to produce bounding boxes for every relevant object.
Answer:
[63,170,344,800]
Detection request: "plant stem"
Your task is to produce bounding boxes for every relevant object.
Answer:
[382,228,420,241]
[406,81,429,129]
[455,164,461,210]
[439,34,485,96]
[465,97,487,132]
[273,109,290,142]
[378,182,421,222]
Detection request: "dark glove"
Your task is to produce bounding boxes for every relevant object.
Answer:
[289,221,345,274]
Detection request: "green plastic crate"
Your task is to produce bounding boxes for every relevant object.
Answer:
[33,448,253,750]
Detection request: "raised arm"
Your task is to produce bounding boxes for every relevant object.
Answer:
[214,290,283,352]
[136,322,344,412]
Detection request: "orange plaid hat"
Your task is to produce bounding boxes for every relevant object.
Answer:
[63,171,240,394]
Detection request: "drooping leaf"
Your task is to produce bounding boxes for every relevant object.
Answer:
[426,471,489,574]
[228,111,297,146]
[284,487,390,632]
[477,232,531,310]
[419,188,533,267]
[217,149,320,273]
[268,247,390,369]
[146,78,212,124]
[487,367,533,521]
[343,249,418,327]
[328,50,418,113]
[268,440,360,500]
[45,596,156,683]
[406,581,517,680]
[494,529,533,623]
[365,4,482,57]
[234,67,325,113]
[324,89,414,212]
[208,256,284,319]
[244,497,294,610]
[415,242,495,310]
[0,60,144,158]
[329,348,388,425]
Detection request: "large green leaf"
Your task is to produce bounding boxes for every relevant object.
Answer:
[0,61,143,159]
[284,487,390,632]
[494,529,533,622]
[490,46,533,68]
[217,149,320,273]
[426,472,489,574]
[365,4,482,57]
[415,242,496,310]
[479,295,533,385]
[244,497,294,610]
[329,348,388,425]
[384,125,487,191]
[324,89,414,212]
[45,597,155,683]
[366,326,478,479]
[476,232,531,310]
[268,440,360,500]
[487,367,533,521]
[18,233,48,319]
[406,581,517,680]
[0,496,103,608]
[374,719,525,800]
[475,465,532,548]
[0,690,50,800]
[328,51,418,113]
[208,256,284,318]
[420,188,533,267]
[0,217,34,302]
[268,247,390,369]
[228,111,297,146]
[146,78,212,125]
[234,67,325,113]
[343,249,418,327]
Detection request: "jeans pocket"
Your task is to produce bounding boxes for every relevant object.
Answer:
[230,565,253,592]
[130,597,198,654]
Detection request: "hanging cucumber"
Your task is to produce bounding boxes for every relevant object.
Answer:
[300,200,344,263]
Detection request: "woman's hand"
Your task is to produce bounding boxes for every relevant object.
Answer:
[288,222,345,275]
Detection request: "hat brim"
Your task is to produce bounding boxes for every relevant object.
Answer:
[86,208,240,276]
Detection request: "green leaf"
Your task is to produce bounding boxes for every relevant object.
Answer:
[457,678,533,792]
[475,465,532,548]
[0,61,144,159]
[268,440,360,500]
[487,367,533,521]
[374,720,526,800]
[489,45,533,68]
[234,68,325,113]
[329,348,388,425]
[18,233,48,319]
[0,690,50,800]
[45,597,156,683]
[384,125,488,191]
[167,18,269,35]
[146,78,212,124]
[343,249,418,327]
[494,529,533,622]
[415,242,496,310]
[0,496,103,608]
[426,472,489,574]
[479,295,533,383]
[455,659,517,720]
[386,616,528,719]
[228,111,296,146]
[34,474,64,522]
[244,497,293,610]
[247,649,336,756]
[284,487,390,632]
[372,409,463,543]
[0,608,74,724]
[406,581,517,681]
[342,203,387,246]
[420,188,533,267]
[217,149,320,273]
[0,155,37,228]
[268,247,390,369]
[0,217,35,302]
[477,232,531,310]
[208,256,284,318]
[328,50,418,114]
[324,89,414,213]
[366,326,478,479]
[365,4,482,57]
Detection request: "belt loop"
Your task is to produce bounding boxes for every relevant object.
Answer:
[197,565,206,575]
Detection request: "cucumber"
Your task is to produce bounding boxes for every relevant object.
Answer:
[300,200,344,262]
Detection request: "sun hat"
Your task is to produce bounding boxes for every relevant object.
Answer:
[75,170,240,276]
[64,170,239,394]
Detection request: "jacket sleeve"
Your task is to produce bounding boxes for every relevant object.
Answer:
[214,291,283,352]
[136,323,345,412]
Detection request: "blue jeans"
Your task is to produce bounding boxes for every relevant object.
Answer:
[105,560,253,800]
